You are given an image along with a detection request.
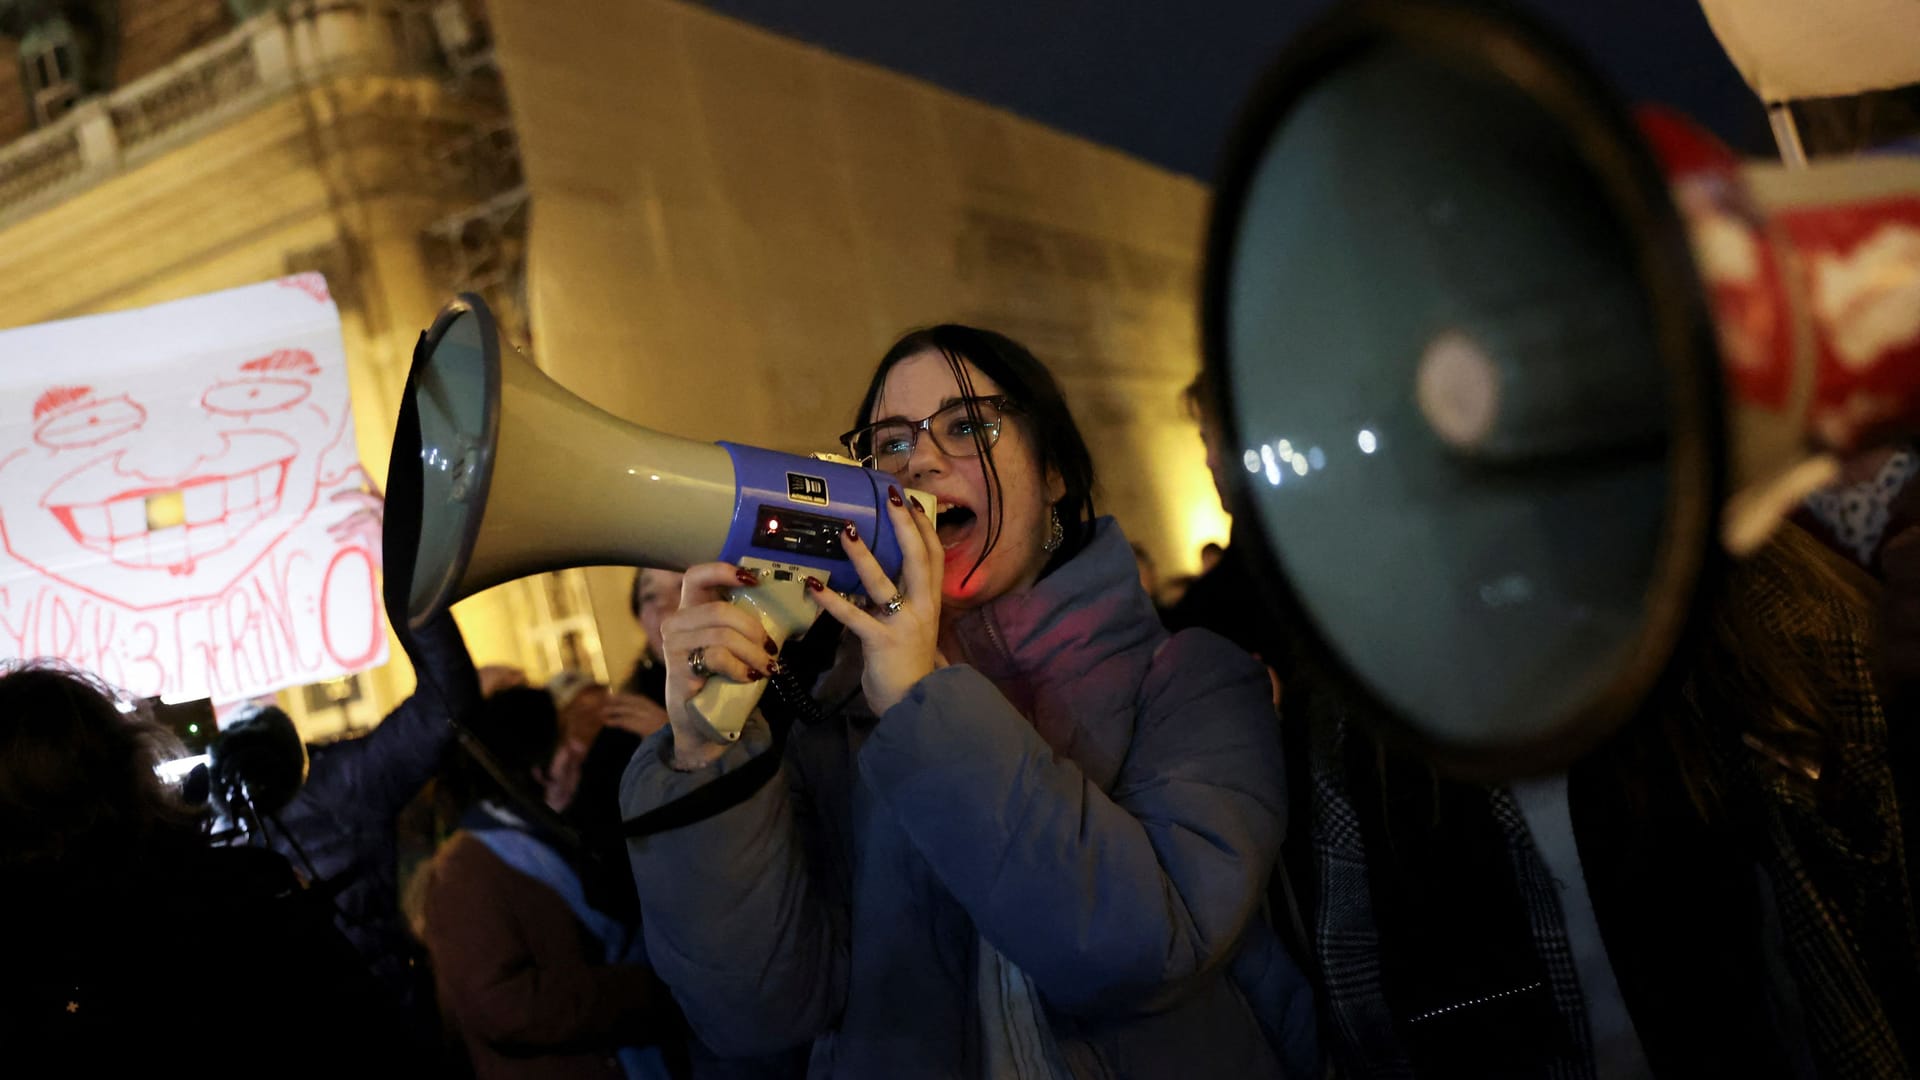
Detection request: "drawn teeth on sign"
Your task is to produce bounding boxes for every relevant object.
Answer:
[183,483,222,526]
[228,472,255,510]
[109,497,145,539]
[149,526,187,566]
[69,505,108,541]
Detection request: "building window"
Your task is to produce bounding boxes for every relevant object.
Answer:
[20,18,81,127]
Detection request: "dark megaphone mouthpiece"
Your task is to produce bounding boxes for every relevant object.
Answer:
[1205,0,1920,778]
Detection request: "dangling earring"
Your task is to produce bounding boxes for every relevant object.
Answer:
[1042,505,1064,553]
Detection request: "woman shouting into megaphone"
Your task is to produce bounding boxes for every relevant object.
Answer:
[621,325,1317,1078]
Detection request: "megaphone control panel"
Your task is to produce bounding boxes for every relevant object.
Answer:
[752,507,847,560]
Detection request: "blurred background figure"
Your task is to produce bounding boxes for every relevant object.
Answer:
[622,568,686,702]
[553,569,684,919]
[544,670,607,813]
[418,685,679,1079]
[0,663,380,1070]
[1199,541,1226,574]
[1164,369,1289,698]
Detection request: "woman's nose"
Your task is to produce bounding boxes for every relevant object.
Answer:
[904,431,947,480]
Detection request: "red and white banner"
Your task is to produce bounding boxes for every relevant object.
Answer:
[0,275,385,702]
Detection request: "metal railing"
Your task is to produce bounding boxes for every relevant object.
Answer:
[108,32,263,152]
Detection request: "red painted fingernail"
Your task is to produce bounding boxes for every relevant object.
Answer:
[806,576,825,593]
[749,667,767,681]
[737,568,760,587]
[843,521,859,543]
[888,486,905,507]
[764,638,777,655]
[910,495,926,514]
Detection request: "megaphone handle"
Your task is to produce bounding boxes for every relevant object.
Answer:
[685,577,821,743]
[686,675,774,745]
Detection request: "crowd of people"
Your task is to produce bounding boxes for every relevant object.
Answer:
[3,320,1917,1078]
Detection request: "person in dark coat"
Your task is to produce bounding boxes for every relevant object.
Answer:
[1306,521,1920,1078]
[212,609,480,1028]
[0,663,381,1073]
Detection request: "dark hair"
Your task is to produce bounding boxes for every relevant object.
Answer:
[0,663,196,868]
[854,325,1097,585]
[447,685,559,808]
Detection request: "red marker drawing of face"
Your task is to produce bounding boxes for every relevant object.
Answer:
[0,348,351,609]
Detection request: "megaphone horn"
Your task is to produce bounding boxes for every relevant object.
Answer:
[383,295,931,743]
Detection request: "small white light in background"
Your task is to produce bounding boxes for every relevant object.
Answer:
[650,474,661,481]
[1292,456,1309,477]
[1243,449,1261,473]
[1277,438,1294,461]
[154,754,209,783]
[1307,446,1326,470]
[1358,429,1378,454]
[1260,444,1282,487]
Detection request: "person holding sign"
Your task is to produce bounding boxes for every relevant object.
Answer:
[622,326,1317,1077]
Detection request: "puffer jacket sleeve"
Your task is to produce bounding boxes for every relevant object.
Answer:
[858,629,1287,1017]
[620,716,846,1057]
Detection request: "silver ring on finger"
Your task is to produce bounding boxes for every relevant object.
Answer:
[687,646,712,679]
[881,591,907,616]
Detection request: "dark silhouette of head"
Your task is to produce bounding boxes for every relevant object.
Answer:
[0,663,195,870]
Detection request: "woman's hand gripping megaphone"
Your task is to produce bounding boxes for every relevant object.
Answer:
[664,485,936,768]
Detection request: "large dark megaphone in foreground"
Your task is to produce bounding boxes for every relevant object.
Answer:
[384,295,930,743]
[1205,0,1920,777]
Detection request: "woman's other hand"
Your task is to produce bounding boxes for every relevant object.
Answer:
[806,487,943,715]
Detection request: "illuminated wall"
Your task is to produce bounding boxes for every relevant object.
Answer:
[487,0,1229,659]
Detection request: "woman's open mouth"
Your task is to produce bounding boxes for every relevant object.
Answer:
[935,503,977,553]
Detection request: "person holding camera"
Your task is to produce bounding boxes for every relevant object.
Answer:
[0,663,381,1071]
[623,326,1317,1078]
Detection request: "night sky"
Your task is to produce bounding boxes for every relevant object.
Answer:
[692,0,1774,181]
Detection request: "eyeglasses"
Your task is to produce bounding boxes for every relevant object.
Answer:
[840,396,1014,474]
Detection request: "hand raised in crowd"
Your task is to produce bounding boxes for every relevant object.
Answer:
[806,486,944,716]
[601,691,670,738]
[326,475,386,555]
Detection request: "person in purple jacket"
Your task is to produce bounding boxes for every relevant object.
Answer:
[622,326,1317,1078]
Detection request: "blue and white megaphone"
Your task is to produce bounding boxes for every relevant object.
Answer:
[383,294,930,743]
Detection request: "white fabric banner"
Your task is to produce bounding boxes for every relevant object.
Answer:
[0,274,386,703]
